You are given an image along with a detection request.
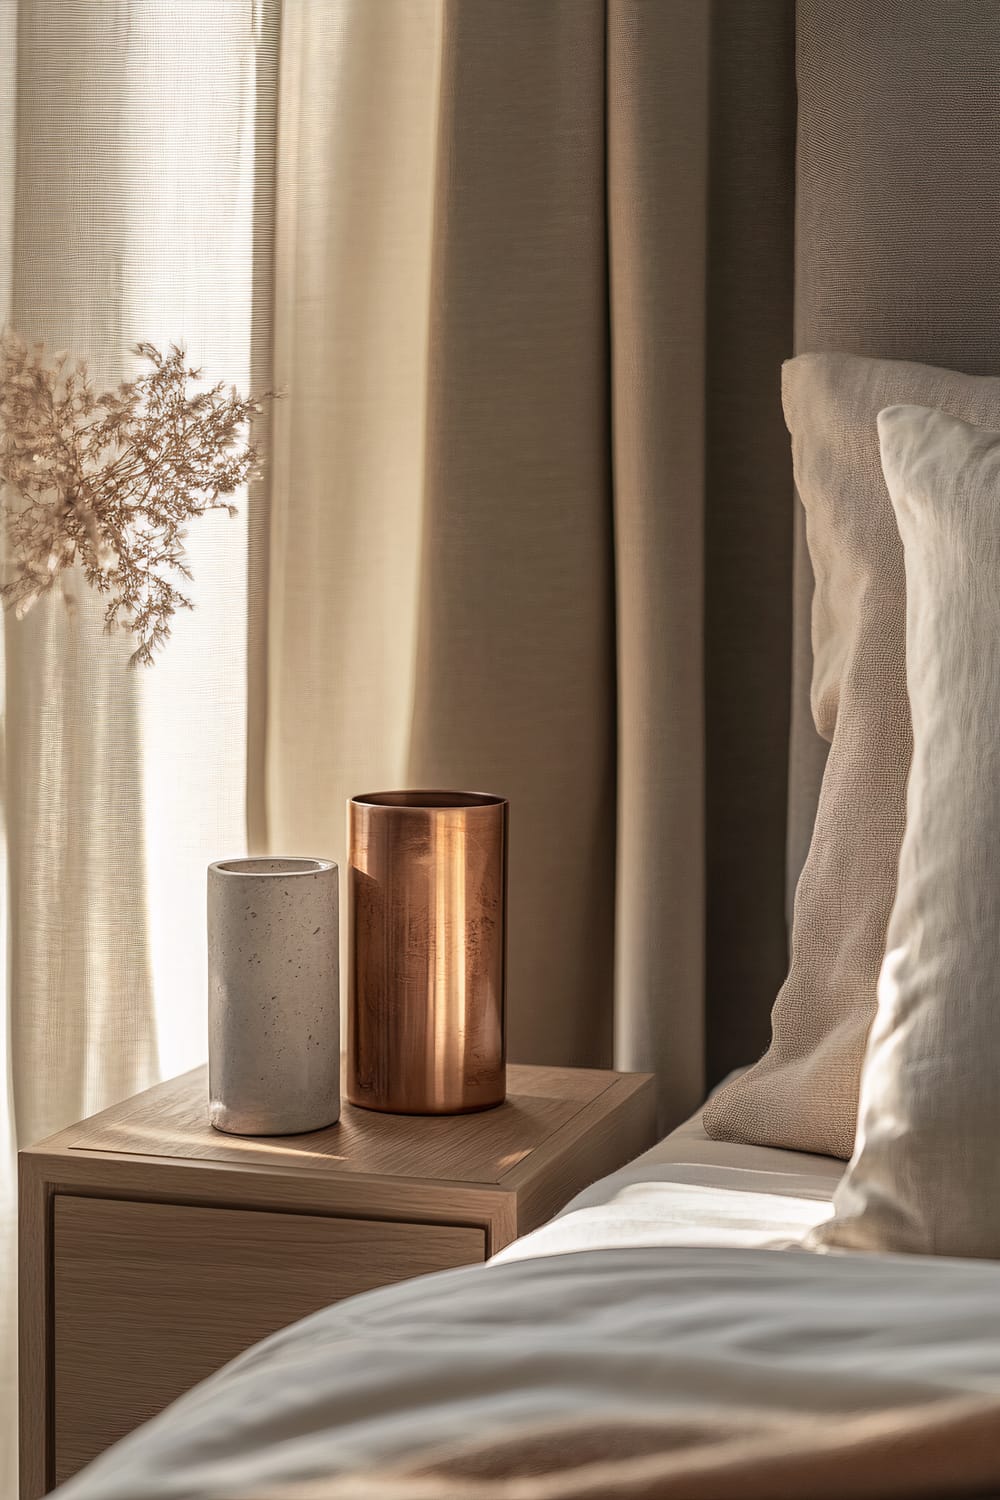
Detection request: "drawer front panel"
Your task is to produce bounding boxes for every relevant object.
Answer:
[53,1194,484,1484]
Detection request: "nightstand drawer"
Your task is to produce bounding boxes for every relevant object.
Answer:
[52,1194,484,1485]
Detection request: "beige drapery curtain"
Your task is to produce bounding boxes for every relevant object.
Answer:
[259,0,797,1127]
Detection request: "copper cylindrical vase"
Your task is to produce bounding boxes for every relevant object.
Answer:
[348,790,507,1114]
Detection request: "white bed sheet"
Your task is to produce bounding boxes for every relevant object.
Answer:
[495,1100,843,1263]
[54,1106,1000,1500]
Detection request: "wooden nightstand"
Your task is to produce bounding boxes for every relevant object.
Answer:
[19,1062,655,1497]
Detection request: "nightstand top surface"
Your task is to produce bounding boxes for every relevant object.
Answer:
[30,1063,653,1189]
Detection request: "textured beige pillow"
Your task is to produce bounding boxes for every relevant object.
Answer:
[704,353,1000,1159]
[812,406,1000,1257]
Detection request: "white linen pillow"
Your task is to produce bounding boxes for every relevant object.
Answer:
[812,404,1000,1258]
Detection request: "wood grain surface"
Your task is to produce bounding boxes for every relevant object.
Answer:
[66,1064,620,1183]
[53,1195,484,1484]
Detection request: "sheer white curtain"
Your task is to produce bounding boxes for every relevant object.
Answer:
[0,3,278,1487]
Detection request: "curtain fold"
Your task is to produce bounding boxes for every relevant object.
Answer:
[264,0,797,1127]
[608,0,712,1120]
[263,0,442,876]
[407,0,616,1068]
[702,1,797,1082]
[608,0,796,1115]
[6,0,161,1156]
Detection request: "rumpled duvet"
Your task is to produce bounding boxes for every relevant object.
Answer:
[54,1110,1000,1500]
[56,1244,1000,1500]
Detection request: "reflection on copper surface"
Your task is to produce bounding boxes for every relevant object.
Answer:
[348,791,507,1114]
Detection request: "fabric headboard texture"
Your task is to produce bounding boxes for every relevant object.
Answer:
[787,0,1000,892]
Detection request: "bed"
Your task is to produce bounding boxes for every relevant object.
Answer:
[51,1101,1000,1499]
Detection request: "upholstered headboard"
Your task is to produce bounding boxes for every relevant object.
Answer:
[786,0,1000,891]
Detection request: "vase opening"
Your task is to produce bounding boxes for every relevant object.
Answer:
[212,857,332,877]
[352,791,504,811]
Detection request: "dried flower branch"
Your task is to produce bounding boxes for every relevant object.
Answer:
[0,333,273,665]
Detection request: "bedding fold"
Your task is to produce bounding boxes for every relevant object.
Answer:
[273,1395,1000,1500]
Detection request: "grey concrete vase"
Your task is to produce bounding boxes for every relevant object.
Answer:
[207,857,340,1135]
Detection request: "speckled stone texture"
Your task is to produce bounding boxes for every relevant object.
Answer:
[208,858,339,1135]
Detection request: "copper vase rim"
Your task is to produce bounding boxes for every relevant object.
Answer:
[351,789,507,811]
[210,856,336,878]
